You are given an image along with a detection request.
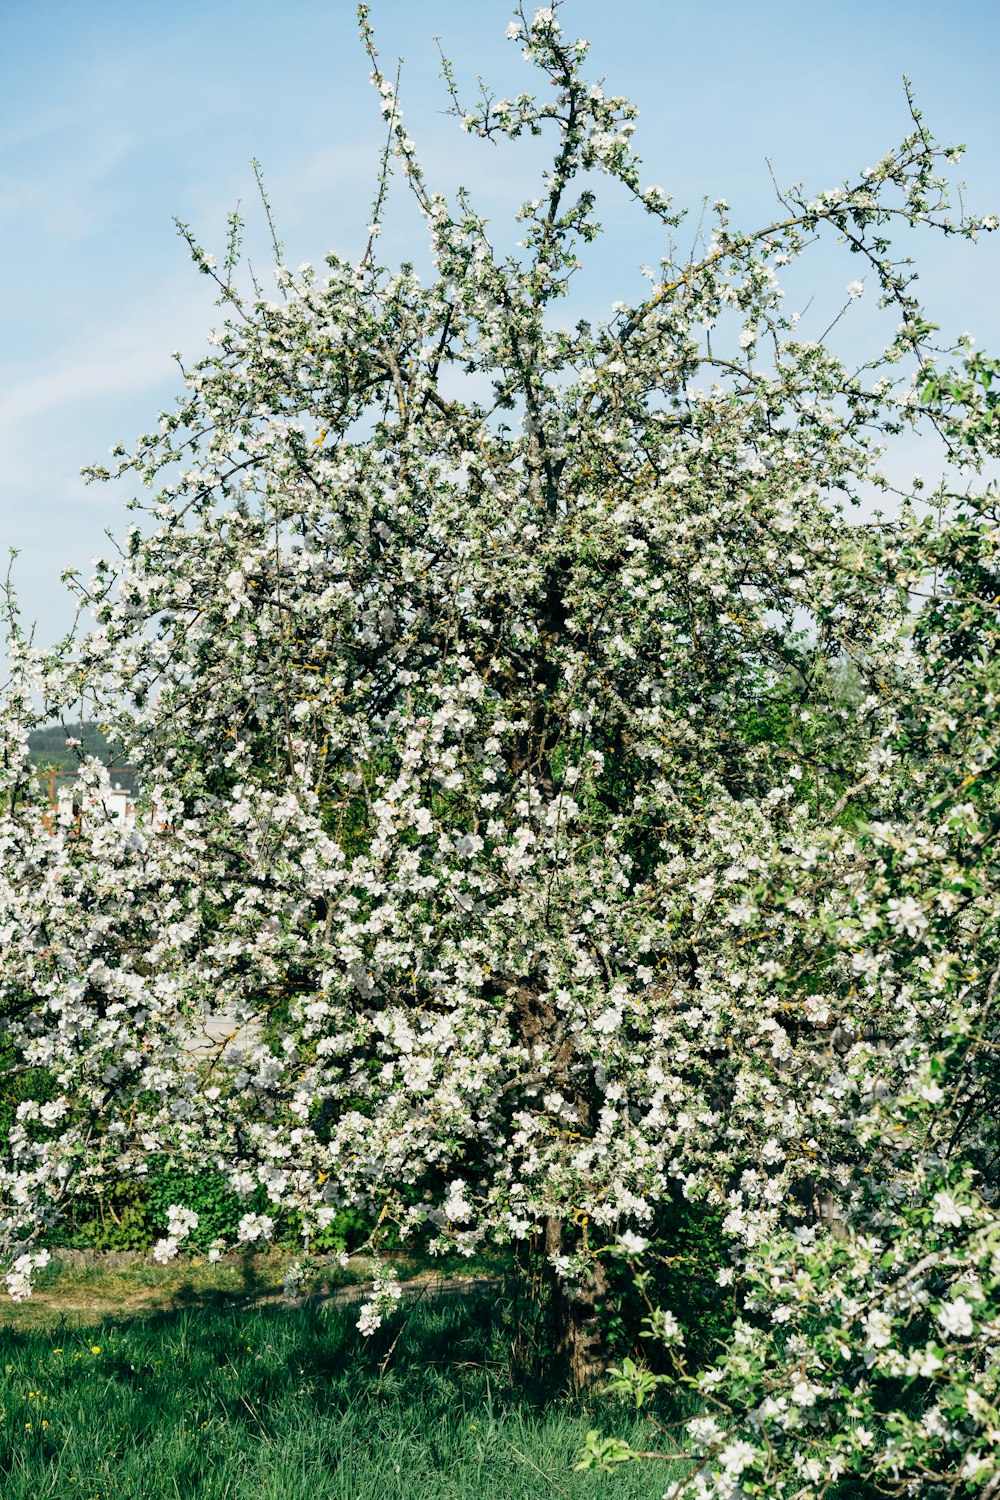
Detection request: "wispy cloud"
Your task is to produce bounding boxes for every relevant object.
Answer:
[0,135,139,243]
[0,271,213,500]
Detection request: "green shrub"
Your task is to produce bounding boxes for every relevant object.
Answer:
[601,1194,734,1370]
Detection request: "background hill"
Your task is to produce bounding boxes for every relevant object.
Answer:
[27,722,124,774]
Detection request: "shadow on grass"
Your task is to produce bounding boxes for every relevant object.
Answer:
[0,1288,693,1500]
[165,1252,275,1313]
[0,1282,578,1420]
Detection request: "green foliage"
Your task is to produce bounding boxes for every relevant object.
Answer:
[41,1163,368,1256]
[575,1429,641,1472]
[145,1165,249,1252]
[0,1045,58,1155]
[48,1180,152,1253]
[600,1195,733,1371]
[603,1356,664,1411]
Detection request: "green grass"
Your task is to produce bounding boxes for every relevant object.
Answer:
[0,1285,688,1499]
[0,1252,497,1333]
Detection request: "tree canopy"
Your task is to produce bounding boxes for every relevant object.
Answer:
[3,4,1000,1490]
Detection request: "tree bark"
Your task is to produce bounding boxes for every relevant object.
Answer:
[545,1216,610,1390]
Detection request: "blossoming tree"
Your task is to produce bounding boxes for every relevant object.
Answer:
[2,0,1000,1455]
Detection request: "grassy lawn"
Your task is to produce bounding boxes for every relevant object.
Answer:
[0,1263,687,1499]
[0,1254,480,1334]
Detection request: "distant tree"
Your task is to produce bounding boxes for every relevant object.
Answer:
[2,4,1000,1455]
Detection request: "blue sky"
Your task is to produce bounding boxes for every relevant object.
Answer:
[2,0,999,643]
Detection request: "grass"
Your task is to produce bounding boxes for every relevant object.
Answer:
[0,1272,689,1499]
[0,1256,296,1333]
[0,1252,498,1334]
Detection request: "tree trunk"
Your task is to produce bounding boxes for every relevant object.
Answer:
[545,1216,610,1390]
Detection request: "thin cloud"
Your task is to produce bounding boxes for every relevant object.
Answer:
[0,273,213,498]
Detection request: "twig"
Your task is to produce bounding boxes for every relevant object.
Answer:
[507,1441,573,1498]
[377,1280,430,1384]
